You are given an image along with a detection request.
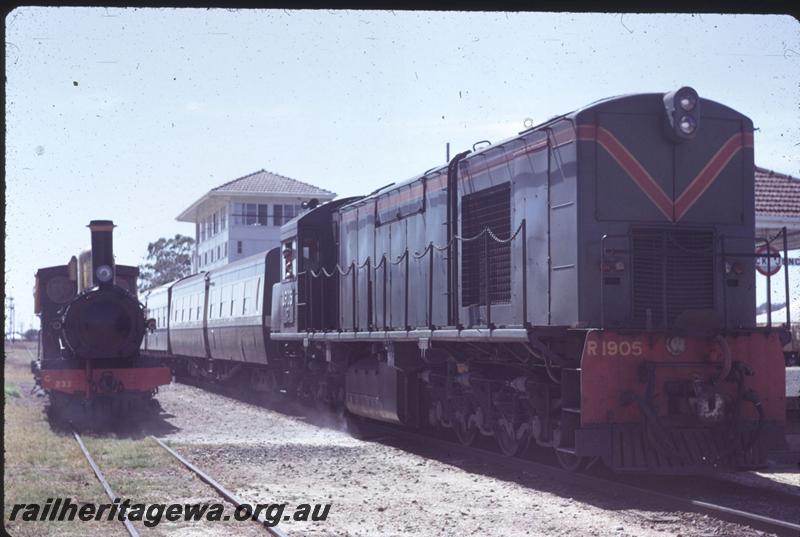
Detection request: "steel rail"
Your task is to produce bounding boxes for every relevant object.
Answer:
[150,436,289,537]
[73,431,141,537]
[363,423,800,537]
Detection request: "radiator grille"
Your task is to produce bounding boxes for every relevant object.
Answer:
[461,183,511,306]
[631,228,715,328]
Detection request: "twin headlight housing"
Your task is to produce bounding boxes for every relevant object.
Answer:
[663,86,700,141]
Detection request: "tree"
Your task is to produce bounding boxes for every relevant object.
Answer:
[138,234,195,292]
[23,328,39,341]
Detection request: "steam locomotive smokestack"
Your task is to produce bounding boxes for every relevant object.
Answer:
[88,220,116,286]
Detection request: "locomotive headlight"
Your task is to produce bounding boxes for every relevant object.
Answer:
[95,264,113,283]
[678,115,697,135]
[679,93,697,111]
[663,86,699,141]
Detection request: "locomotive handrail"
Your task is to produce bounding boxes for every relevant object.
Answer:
[412,243,434,259]
[599,233,630,330]
[599,227,791,331]
[391,250,409,265]
[719,226,790,329]
[302,219,527,332]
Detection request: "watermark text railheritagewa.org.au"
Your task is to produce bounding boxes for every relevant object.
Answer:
[8,497,331,528]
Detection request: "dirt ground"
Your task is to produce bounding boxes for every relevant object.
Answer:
[5,339,799,536]
[147,380,796,536]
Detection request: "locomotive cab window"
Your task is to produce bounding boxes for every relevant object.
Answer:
[282,240,296,280]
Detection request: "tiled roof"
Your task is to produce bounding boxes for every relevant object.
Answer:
[755,166,800,219]
[211,169,335,197]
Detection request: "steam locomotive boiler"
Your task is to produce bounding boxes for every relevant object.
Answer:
[33,220,171,425]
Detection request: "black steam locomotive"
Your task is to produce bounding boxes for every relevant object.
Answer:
[33,221,171,425]
[143,87,789,473]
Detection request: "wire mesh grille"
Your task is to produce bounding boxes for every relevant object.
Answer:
[631,228,715,328]
[461,183,512,306]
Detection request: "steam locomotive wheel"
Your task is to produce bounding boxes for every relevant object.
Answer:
[453,408,478,446]
[494,416,527,457]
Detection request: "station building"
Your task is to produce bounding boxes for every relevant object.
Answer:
[755,166,800,249]
[176,169,335,273]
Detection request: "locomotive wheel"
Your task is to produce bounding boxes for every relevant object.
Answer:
[494,417,526,457]
[454,411,478,446]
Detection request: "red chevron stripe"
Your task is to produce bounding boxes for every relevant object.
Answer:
[673,132,745,220]
[578,124,752,222]
[592,126,675,221]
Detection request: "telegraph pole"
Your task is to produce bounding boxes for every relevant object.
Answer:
[7,296,15,342]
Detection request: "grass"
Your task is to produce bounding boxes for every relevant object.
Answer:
[5,382,20,399]
[3,342,263,537]
[3,345,123,536]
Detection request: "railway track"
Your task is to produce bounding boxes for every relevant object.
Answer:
[359,421,800,537]
[150,436,289,537]
[73,431,140,537]
[73,430,289,536]
[179,374,800,535]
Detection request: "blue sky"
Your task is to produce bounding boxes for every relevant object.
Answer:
[5,9,799,332]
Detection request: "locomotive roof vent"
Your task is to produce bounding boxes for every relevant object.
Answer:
[663,86,700,142]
